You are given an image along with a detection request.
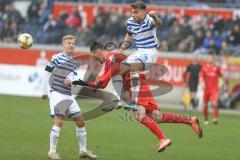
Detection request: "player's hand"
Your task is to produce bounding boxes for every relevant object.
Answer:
[92,81,103,91]
[41,95,48,100]
[199,82,205,89]
[148,10,156,16]
[63,78,71,86]
[72,79,88,86]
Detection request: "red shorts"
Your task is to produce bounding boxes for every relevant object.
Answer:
[203,91,218,103]
[124,72,160,115]
[138,98,160,115]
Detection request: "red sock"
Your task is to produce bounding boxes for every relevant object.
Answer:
[203,105,208,121]
[160,112,192,126]
[213,106,219,119]
[140,116,166,140]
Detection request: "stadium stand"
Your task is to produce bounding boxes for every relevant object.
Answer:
[0,0,240,56]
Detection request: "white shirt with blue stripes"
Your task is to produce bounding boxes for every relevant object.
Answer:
[45,52,78,95]
[126,15,159,49]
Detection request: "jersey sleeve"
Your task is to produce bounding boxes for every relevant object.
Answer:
[126,20,133,35]
[45,55,57,73]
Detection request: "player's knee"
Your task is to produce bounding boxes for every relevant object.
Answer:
[151,110,161,122]
[76,121,85,128]
[54,117,64,127]
[130,62,143,72]
[74,116,85,127]
[130,75,139,86]
[119,63,130,75]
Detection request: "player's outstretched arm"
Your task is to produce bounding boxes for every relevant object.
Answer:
[148,10,162,26]
[72,79,89,86]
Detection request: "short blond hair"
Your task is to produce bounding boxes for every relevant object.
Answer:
[62,34,76,42]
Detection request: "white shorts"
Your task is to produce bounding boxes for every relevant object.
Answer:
[123,48,159,70]
[49,91,81,118]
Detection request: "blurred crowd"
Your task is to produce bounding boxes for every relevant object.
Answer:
[0,0,240,56]
[56,0,240,8]
[157,12,240,56]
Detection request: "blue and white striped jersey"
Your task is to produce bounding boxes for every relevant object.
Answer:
[126,15,159,49]
[45,52,78,95]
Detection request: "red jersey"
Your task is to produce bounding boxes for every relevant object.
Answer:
[199,64,222,93]
[89,51,159,114]
[88,52,126,88]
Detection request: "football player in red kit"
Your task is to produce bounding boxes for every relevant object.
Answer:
[199,54,223,125]
[73,41,203,153]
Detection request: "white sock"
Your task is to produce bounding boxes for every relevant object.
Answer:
[112,75,123,98]
[130,74,140,103]
[49,125,60,153]
[76,127,87,152]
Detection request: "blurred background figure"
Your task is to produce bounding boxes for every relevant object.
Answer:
[199,54,223,125]
[183,54,202,110]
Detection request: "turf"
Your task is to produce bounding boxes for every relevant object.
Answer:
[0,94,239,160]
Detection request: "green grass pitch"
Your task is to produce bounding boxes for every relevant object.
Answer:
[0,94,240,160]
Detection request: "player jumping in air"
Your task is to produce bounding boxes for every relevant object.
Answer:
[199,54,223,125]
[73,41,203,153]
[112,2,162,104]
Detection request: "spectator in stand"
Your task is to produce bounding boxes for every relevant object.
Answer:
[0,0,11,13]
[158,40,169,52]
[0,20,12,42]
[2,2,22,25]
[168,24,184,51]
[227,24,240,46]
[78,6,87,28]
[220,41,232,55]
[38,2,50,25]
[92,6,110,39]
[202,30,215,49]
[193,29,205,50]
[0,1,240,54]
[178,35,195,52]
[65,7,82,28]
[57,10,68,28]
[75,27,92,46]
[38,14,62,44]
[27,0,42,24]
[9,20,19,41]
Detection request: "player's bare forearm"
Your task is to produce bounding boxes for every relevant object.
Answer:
[151,15,162,25]
[124,33,132,42]
[148,10,162,26]
[120,33,132,51]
